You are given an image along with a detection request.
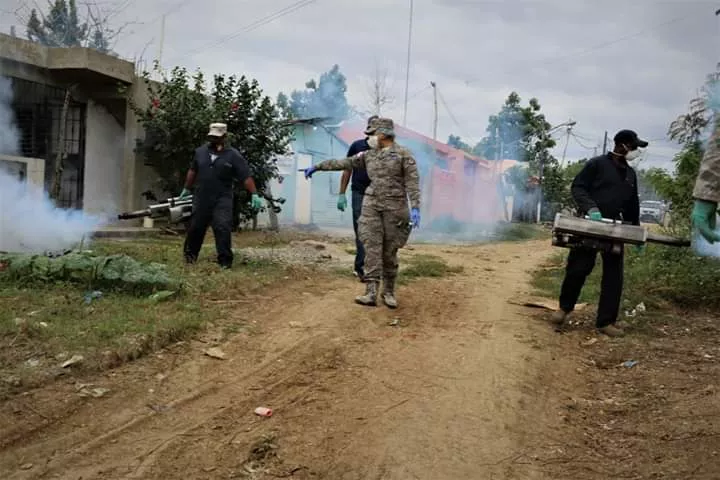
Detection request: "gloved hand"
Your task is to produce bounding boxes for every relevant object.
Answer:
[691,199,720,244]
[337,194,347,212]
[178,188,191,200]
[411,208,420,228]
[588,208,602,221]
[250,193,263,210]
[300,166,317,179]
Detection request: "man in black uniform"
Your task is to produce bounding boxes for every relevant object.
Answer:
[552,129,648,337]
[179,123,263,268]
[337,116,378,281]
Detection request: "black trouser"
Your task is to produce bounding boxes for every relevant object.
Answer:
[183,195,234,267]
[559,247,624,328]
[351,189,366,274]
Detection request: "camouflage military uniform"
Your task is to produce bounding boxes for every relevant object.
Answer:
[313,118,421,307]
[694,120,720,202]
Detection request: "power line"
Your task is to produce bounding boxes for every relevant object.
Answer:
[436,87,471,140]
[570,133,596,150]
[166,0,318,64]
[465,14,697,86]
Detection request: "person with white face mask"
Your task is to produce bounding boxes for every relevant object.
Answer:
[551,129,648,337]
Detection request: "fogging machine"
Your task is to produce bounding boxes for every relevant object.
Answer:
[118,195,194,224]
[117,193,286,224]
[551,213,690,254]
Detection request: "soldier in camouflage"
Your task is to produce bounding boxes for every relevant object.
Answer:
[692,119,720,243]
[303,118,421,308]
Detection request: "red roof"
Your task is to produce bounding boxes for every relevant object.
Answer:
[335,121,490,168]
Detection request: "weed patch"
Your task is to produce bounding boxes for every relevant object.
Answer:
[399,254,463,284]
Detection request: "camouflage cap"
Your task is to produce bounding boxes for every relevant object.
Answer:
[374,117,395,136]
[364,116,380,135]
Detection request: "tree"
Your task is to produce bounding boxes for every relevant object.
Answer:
[363,61,395,116]
[667,63,720,144]
[447,134,472,153]
[23,0,121,54]
[286,65,352,121]
[127,64,292,224]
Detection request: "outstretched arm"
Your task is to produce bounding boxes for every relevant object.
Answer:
[315,154,365,172]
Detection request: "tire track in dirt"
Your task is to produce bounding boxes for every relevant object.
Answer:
[1,240,561,480]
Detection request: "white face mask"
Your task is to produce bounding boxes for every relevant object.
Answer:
[367,135,379,149]
[625,149,642,161]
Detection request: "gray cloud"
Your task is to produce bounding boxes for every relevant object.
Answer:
[2,0,717,169]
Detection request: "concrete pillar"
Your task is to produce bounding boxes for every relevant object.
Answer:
[121,82,142,213]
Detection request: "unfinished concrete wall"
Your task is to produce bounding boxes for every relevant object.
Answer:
[0,154,46,199]
[84,100,124,215]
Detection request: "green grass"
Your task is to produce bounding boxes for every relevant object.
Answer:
[399,254,464,285]
[494,223,548,242]
[0,234,297,396]
[532,244,720,312]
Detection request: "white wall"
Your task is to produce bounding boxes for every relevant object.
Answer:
[294,153,312,225]
[0,154,45,198]
[83,100,124,216]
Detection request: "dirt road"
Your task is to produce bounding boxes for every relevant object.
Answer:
[0,240,567,479]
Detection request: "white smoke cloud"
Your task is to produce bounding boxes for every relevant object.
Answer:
[0,76,105,253]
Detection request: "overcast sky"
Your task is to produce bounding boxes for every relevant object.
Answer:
[2,0,719,170]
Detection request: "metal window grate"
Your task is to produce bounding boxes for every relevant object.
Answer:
[10,78,86,209]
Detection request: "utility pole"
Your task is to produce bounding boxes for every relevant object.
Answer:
[157,14,166,71]
[536,119,576,223]
[602,131,608,154]
[402,0,414,126]
[431,81,438,140]
[560,122,573,167]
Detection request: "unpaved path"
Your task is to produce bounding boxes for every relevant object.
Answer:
[0,240,564,479]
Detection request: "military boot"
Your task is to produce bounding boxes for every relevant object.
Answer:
[355,281,378,307]
[382,277,398,309]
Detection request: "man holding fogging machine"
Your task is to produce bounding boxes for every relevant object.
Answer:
[179,123,263,269]
[552,129,648,337]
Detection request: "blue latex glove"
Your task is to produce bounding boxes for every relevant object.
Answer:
[691,199,720,244]
[588,208,602,221]
[250,193,263,210]
[411,208,420,228]
[300,166,317,179]
[337,194,347,212]
[178,188,191,200]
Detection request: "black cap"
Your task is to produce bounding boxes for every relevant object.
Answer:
[613,129,648,148]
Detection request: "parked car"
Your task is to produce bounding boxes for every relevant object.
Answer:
[639,200,666,224]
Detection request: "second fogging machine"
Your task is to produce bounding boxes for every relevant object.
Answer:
[551,213,690,254]
[117,193,286,224]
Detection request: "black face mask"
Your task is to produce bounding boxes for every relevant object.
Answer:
[208,136,224,148]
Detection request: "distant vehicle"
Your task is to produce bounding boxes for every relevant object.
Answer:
[640,200,666,224]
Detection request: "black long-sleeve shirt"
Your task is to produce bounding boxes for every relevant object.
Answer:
[346,139,371,193]
[571,153,640,225]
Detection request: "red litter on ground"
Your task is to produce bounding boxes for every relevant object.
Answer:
[254,407,272,417]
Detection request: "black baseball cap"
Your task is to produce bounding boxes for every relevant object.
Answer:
[613,130,648,148]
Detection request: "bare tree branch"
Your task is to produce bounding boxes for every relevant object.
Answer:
[364,58,396,117]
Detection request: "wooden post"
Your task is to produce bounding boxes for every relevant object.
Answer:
[50,86,75,203]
